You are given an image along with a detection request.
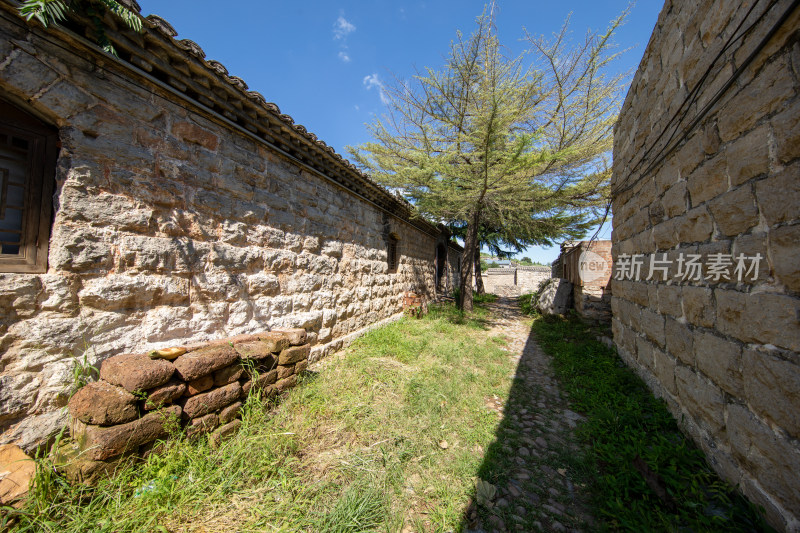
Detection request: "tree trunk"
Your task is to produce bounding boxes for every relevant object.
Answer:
[474,245,485,295]
[458,209,481,312]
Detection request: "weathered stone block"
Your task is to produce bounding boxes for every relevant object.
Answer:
[274,328,307,346]
[187,412,219,438]
[687,155,727,206]
[210,419,241,449]
[726,125,769,186]
[682,286,715,328]
[708,186,758,237]
[716,289,800,351]
[657,284,682,317]
[278,344,310,365]
[213,364,244,387]
[275,375,297,392]
[171,121,218,151]
[771,98,800,164]
[0,444,35,506]
[674,206,713,244]
[653,348,677,396]
[694,331,743,397]
[755,163,800,227]
[73,405,181,461]
[674,366,724,435]
[181,382,242,419]
[664,317,694,366]
[185,375,214,396]
[219,401,242,424]
[295,360,308,374]
[241,369,277,396]
[743,349,800,439]
[173,344,238,382]
[639,307,666,348]
[234,340,279,362]
[68,381,138,426]
[100,353,175,392]
[277,365,294,380]
[769,224,800,292]
[727,404,800,514]
[144,379,186,410]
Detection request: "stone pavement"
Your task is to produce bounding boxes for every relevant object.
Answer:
[462,297,595,532]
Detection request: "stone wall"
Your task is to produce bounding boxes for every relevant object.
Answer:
[481,266,551,297]
[0,6,459,453]
[63,327,308,483]
[560,241,612,323]
[611,1,800,530]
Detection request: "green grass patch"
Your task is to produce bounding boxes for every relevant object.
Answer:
[6,299,513,532]
[530,312,775,532]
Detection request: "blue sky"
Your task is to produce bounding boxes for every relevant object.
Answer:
[136,1,663,263]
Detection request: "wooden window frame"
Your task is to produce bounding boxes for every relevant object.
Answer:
[387,234,399,273]
[0,99,58,273]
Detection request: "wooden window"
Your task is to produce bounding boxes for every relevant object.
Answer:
[387,234,399,272]
[0,99,57,273]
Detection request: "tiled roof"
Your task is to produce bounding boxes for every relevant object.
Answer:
[36,1,444,237]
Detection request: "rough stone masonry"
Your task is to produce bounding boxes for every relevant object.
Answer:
[611,1,800,531]
[0,4,462,453]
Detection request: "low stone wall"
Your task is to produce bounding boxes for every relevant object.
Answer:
[482,267,551,296]
[63,328,308,483]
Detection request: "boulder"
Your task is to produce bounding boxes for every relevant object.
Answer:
[68,381,138,426]
[278,344,310,365]
[219,401,242,424]
[210,419,241,449]
[255,331,291,352]
[186,413,219,438]
[173,343,238,382]
[185,375,214,396]
[182,382,242,419]
[0,444,35,507]
[72,405,181,461]
[213,364,244,386]
[144,379,186,410]
[536,278,573,315]
[234,340,278,362]
[273,328,306,346]
[100,353,175,392]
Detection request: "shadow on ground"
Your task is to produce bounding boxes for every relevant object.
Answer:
[459,297,594,533]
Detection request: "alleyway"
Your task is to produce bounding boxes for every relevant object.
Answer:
[463,297,595,532]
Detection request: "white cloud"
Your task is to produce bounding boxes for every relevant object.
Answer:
[363,73,390,105]
[333,16,356,40]
[338,51,351,63]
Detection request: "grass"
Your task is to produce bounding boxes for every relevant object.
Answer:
[4,299,514,533]
[528,310,775,532]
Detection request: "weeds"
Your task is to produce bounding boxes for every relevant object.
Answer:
[8,298,511,532]
[530,312,775,532]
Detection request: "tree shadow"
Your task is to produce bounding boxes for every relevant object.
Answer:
[458,315,594,533]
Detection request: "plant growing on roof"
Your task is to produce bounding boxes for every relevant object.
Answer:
[18,0,142,56]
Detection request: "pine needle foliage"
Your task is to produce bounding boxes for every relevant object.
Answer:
[349,5,628,311]
[18,0,142,56]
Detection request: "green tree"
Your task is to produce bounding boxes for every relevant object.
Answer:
[350,6,625,310]
[18,0,142,56]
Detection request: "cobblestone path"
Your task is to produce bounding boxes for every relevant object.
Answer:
[463,297,596,533]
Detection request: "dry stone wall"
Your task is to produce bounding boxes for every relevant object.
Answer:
[611,1,800,530]
[0,7,457,453]
[64,327,308,483]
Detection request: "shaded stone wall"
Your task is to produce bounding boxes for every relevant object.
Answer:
[0,8,455,452]
[560,241,612,323]
[611,1,800,530]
